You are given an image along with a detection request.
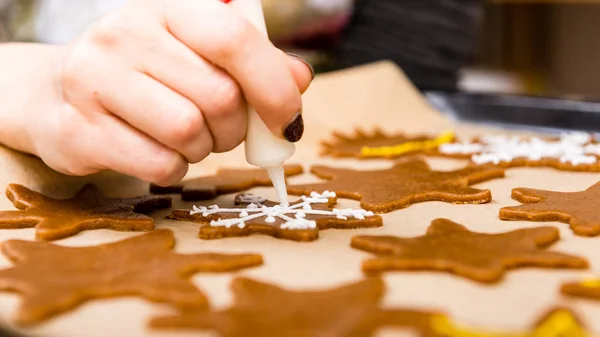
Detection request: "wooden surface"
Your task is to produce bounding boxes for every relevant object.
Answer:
[0,61,599,336]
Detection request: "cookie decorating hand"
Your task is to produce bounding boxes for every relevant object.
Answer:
[0,0,313,186]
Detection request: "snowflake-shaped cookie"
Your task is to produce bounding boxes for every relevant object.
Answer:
[438,132,600,171]
[167,192,382,241]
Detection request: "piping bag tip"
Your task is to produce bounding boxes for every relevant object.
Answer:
[266,166,289,206]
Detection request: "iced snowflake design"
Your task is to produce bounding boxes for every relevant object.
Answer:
[439,132,600,166]
[190,191,375,230]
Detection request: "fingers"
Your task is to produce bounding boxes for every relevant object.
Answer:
[96,120,189,186]
[94,65,214,163]
[139,30,247,153]
[84,111,189,185]
[163,0,304,140]
[34,102,188,185]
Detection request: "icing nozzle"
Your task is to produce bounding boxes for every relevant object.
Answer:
[266,166,289,206]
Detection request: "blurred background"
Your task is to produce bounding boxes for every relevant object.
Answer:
[1,0,600,99]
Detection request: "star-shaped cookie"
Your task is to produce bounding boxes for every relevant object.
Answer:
[500,182,600,237]
[150,277,443,337]
[351,219,588,283]
[150,165,303,200]
[0,229,262,326]
[287,157,505,213]
[321,128,453,159]
[167,192,382,242]
[0,184,172,241]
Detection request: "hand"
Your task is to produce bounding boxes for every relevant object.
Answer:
[20,0,313,186]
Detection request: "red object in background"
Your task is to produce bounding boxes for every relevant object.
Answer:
[221,0,232,3]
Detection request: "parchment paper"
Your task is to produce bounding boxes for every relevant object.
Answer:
[0,61,599,337]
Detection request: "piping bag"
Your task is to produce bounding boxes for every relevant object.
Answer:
[224,0,296,205]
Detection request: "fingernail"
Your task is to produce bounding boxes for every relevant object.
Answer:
[287,52,315,80]
[283,113,304,143]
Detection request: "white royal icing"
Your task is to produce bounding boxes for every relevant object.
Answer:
[190,191,375,230]
[439,132,599,166]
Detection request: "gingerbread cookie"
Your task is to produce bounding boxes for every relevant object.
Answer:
[321,128,455,159]
[168,191,382,242]
[437,132,600,171]
[287,157,504,213]
[150,165,303,200]
[150,277,442,337]
[0,184,171,241]
[429,307,588,336]
[351,219,588,283]
[561,277,600,301]
[500,182,600,237]
[0,229,262,325]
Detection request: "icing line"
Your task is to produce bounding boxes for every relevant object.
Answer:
[360,131,455,157]
[580,278,600,288]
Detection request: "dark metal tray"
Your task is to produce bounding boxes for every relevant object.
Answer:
[424,91,600,134]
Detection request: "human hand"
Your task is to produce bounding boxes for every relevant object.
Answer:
[22,0,313,186]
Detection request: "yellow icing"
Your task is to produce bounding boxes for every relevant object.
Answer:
[530,310,588,337]
[429,310,588,337]
[580,278,600,288]
[360,131,455,157]
[430,315,500,337]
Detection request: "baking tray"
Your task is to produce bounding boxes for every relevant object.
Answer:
[425,91,600,135]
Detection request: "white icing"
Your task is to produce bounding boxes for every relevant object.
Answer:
[439,132,599,166]
[266,166,289,206]
[584,143,600,156]
[439,142,484,155]
[190,191,375,230]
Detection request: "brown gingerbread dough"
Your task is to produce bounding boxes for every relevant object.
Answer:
[0,184,171,241]
[351,218,588,283]
[150,165,303,200]
[0,229,263,326]
[320,128,445,159]
[150,277,443,337]
[287,157,504,213]
[167,193,383,242]
[500,182,600,237]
